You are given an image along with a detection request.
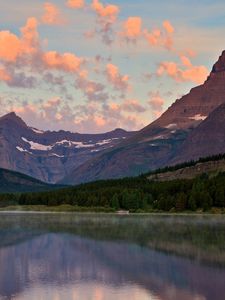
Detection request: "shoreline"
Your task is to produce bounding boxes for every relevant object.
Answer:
[0,206,225,216]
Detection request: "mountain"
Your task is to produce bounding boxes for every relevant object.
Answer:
[0,168,58,193]
[0,112,134,183]
[172,103,225,164]
[61,50,225,185]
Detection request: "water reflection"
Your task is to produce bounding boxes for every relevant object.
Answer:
[0,213,225,300]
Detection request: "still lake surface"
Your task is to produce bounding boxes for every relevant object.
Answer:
[0,212,225,300]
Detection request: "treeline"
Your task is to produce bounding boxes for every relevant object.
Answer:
[1,171,225,212]
[145,153,225,176]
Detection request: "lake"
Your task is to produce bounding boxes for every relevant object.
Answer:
[0,212,225,300]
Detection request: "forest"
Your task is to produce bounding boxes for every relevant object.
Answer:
[1,169,225,212]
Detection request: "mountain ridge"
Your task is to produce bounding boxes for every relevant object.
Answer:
[60,50,225,185]
[0,112,135,183]
[0,167,61,194]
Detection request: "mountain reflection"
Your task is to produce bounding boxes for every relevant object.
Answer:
[0,231,225,299]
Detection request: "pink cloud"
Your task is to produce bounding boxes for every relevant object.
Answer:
[157,55,209,84]
[20,17,39,54]
[0,31,21,62]
[0,17,39,63]
[0,17,85,89]
[94,115,106,127]
[120,99,146,113]
[120,17,142,42]
[91,0,119,22]
[42,51,83,73]
[163,20,174,34]
[109,99,146,113]
[42,2,65,25]
[0,68,11,82]
[75,71,108,102]
[90,0,120,45]
[148,91,165,118]
[106,63,130,92]
[67,0,85,9]
[143,20,174,50]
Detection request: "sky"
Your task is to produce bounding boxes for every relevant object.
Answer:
[0,0,225,133]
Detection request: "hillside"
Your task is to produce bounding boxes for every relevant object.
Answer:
[172,103,225,164]
[2,154,225,212]
[0,168,60,194]
[148,156,225,182]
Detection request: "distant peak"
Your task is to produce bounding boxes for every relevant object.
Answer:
[211,50,225,74]
[0,112,27,127]
[3,112,17,118]
[113,128,127,133]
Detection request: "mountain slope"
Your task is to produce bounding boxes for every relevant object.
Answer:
[0,112,134,183]
[61,50,225,185]
[172,103,225,164]
[0,168,58,193]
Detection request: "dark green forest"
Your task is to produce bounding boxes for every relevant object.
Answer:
[1,170,225,212]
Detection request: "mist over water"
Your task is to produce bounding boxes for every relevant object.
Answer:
[0,213,225,300]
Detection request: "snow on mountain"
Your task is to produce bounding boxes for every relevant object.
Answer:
[0,112,135,183]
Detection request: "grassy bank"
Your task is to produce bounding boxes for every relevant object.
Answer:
[0,204,225,214]
[0,205,116,213]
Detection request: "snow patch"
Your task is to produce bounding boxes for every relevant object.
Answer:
[55,140,95,148]
[50,153,65,158]
[22,137,53,151]
[31,127,44,134]
[189,114,207,121]
[96,139,112,146]
[165,123,177,129]
[21,136,124,152]
[151,135,165,140]
[16,146,32,154]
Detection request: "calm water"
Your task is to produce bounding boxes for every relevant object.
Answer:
[0,213,225,300]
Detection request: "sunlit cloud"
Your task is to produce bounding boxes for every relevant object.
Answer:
[120,17,142,43]
[0,0,218,133]
[105,63,130,93]
[157,55,209,84]
[66,0,85,9]
[42,2,65,25]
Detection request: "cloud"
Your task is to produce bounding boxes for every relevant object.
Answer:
[163,20,174,34]
[75,70,108,102]
[10,98,77,131]
[118,18,175,50]
[0,17,84,86]
[157,55,209,84]
[120,99,146,113]
[143,20,174,50]
[0,17,39,63]
[91,0,119,22]
[20,17,39,55]
[42,51,83,73]
[120,17,142,43]
[90,0,120,45]
[67,0,85,9]
[106,63,130,92]
[43,72,65,86]
[7,72,37,88]
[108,99,146,113]
[42,2,65,25]
[0,67,10,82]
[0,31,21,62]
[148,91,165,118]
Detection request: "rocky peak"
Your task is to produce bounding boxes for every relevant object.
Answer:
[211,50,225,74]
[0,112,28,128]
